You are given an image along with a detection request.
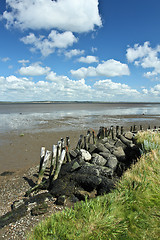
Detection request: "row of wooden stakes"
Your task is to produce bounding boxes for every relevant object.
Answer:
[37,124,159,186]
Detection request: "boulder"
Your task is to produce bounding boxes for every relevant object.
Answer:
[105,155,118,171]
[78,163,100,176]
[80,149,92,161]
[91,153,107,166]
[124,132,134,140]
[112,147,126,162]
[96,143,111,153]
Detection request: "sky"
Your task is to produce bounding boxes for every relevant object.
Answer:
[1,0,160,102]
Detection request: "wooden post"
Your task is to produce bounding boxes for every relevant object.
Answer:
[87,130,91,144]
[130,126,133,132]
[37,150,52,184]
[116,126,119,137]
[66,136,71,162]
[111,126,114,139]
[92,131,95,144]
[84,136,87,150]
[121,126,124,135]
[76,134,83,149]
[105,127,108,137]
[53,148,66,180]
[39,147,45,173]
[140,125,143,131]
[49,145,57,179]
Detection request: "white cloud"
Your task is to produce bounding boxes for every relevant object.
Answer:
[71,59,130,78]
[64,49,85,58]
[126,41,160,80]
[2,0,102,33]
[78,55,98,64]
[1,57,10,62]
[20,31,77,57]
[91,47,97,53]
[18,59,30,66]
[18,63,50,76]
[20,30,77,57]
[94,79,139,98]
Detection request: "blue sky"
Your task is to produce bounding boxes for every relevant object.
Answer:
[1,0,160,102]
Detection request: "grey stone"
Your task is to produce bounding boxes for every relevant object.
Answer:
[96,143,111,153]
[112,147,125,161]
[124,132,134,140]
[91,153,107,166]
[106,155,118,171]
[78,163,100,176]
[104,142,115,151]
[99,151,112,160]
[95,165,113,177]
[80,149,92,161]
[71,161,81,172]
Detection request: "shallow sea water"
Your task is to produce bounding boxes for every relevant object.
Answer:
[0,102,160,134]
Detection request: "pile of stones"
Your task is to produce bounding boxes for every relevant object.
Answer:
[49,129,141,205]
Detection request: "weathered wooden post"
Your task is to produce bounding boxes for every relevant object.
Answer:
[130,126,133,132]
[116,126,119,137]
[105,127,108,137]
[39,147,45,174]
[76,135,83,149]
[66,136,71,162]
[49,145,57,179]
[92,131,95,144]
[121,126,124,135]
[53,148,66,180]
[37,150,52,184]
[140,125,143,131]
[111,126,114,139]
[84,136,87,150]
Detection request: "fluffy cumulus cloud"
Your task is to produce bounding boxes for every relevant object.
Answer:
[20,31,77,57]
[18,63,51,76]
[64,49,85,58]
[71,59,130,78]
[94,79,139,99]
[126,41,160,80]
[2,0,102,32]
[78,55,99,64]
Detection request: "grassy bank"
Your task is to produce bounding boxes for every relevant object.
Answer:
[28,131,160,240]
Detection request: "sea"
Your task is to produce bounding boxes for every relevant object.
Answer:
[1,102,160,134]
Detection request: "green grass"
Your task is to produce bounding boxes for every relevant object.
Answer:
[28,131,160,240]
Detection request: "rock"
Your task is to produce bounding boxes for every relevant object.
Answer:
[96,166,113,178]
[124,132,134,140]
[31,202,48,216]
[97,177,115,195]
[96,143,111,153]
[91,153,107,166]
[11,199,25,210]
[73,174,102,191]
[56,195,66,205]
[80,149,92,161]
[99,151,112,160]
[75,189,97,200]
[70,149,79,158]
[105,155,118,171]
[112,147,126,162]
[104,142,115,151]
[118,135,133,147]
[88,143,97,154]
[78,163,100,176]
[114,139,127,149]
[50,177,76,197]
[71,161,81,172]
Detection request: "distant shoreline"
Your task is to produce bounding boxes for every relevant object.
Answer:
[0,101,160,104]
